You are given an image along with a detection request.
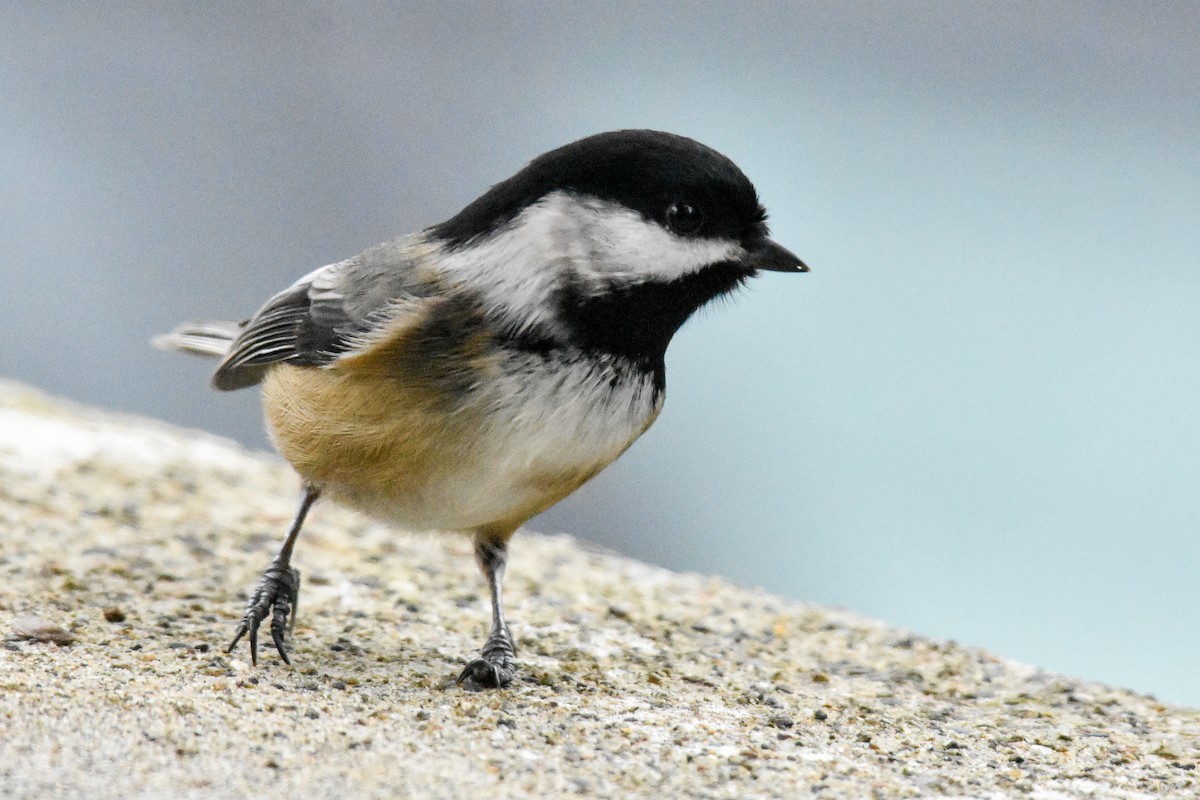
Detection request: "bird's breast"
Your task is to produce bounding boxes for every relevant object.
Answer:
[261,348,661,534]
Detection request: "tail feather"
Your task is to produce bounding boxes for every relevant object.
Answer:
[152,320,240,359]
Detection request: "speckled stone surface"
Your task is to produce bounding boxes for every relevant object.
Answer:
[1,380,1197,799]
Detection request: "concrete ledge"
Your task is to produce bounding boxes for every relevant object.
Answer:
[1,380,1196,798]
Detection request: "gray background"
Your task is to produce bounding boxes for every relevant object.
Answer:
[3,3,1197,705]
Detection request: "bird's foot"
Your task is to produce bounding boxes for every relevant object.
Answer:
[227,557,301,666]
[456,627,517,690]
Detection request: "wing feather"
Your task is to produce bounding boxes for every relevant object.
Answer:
[211,237,438,390]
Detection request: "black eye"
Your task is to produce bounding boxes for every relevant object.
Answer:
[666,202,704,235]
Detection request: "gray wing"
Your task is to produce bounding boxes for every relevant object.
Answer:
[212,236,435,390]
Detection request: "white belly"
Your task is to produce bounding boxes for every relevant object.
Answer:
[266,354,663,534]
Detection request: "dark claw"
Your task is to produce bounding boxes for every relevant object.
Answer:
[227,558,301,666]
[456,626,517,690]
[457,658,515,690]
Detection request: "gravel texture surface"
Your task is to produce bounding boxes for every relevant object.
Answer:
[1,380,1197,799]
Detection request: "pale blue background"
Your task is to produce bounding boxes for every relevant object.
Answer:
[3,4,1197,705]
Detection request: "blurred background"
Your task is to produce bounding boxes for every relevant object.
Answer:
[3,3,1197,705]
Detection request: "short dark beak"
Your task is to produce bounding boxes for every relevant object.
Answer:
[747,238,809,273]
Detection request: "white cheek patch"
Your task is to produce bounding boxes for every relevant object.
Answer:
[435,191,744,332]
[576,201,745,285]
[436,196,584,334]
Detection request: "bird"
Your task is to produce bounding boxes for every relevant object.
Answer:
[155,129,807,689]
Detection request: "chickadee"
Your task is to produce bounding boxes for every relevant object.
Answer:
[156,129,806,689]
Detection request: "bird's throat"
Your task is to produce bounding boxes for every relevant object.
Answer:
[557,261,751,368]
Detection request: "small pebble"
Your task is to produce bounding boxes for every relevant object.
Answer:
[10,616,75,645]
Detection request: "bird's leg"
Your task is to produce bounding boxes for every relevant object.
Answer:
[228,485,320,665]
[456,534,518,690]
